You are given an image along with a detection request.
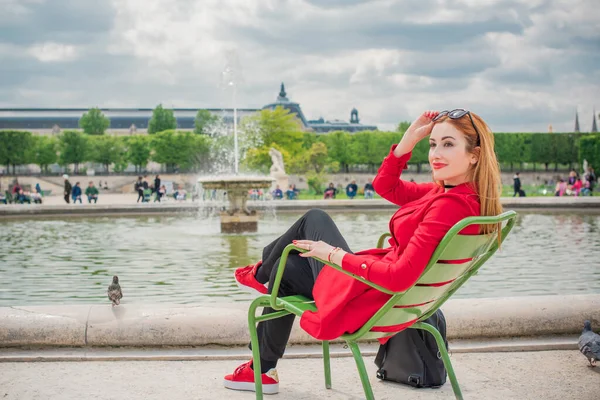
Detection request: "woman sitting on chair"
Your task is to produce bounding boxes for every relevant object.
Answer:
[224,110,502,394]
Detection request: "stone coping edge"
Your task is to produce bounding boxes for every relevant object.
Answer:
[1,197,599,218]
[0,294,598,348]
[0,335,579,362]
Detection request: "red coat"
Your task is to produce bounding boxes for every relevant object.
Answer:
[299,145,481,340]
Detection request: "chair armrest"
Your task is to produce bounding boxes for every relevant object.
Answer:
[269,244,397,310]
[376,233,391,249]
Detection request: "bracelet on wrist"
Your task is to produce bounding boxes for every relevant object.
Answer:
[328,247,342,263]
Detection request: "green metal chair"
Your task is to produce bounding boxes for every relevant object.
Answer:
[248,210,518,399]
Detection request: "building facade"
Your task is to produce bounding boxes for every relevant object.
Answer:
[0,83,377,135]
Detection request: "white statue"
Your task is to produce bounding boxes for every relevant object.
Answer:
[269,147,289,192]
[269,148,286,176]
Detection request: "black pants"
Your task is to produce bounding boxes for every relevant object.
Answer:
[251,209,353,367]
[137,190,144,202]
[64,193,70,204]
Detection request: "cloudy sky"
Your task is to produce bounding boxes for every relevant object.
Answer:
[0,0,598,132]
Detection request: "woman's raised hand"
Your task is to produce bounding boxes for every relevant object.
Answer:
[394,111,439,157]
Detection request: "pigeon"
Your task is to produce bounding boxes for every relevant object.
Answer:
[578,320,600,367]
[107,275,123,306]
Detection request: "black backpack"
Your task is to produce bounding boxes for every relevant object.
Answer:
[374,309,448,388]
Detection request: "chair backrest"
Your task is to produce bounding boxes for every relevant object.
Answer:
[350,210,517,341]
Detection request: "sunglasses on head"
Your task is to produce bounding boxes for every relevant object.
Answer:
[432,108,481,146]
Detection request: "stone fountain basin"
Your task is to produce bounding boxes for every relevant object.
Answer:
[197,175,274,190]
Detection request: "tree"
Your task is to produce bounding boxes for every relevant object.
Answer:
[0,130,35,174]
[33,136,58,174]
[58,130,89,173]
[307,142,328,173]
[89,135,125,172]
[240,107,304,155]
[125,135,151,173]
[579,134,600,169]
[397,121,411,133]
[79,107,110,135]
[151,130,210,172]
[194,109,219,135]
[148,104,177,134]
[321,131,352,173]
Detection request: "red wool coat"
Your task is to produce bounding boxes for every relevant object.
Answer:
[299,145,481,340]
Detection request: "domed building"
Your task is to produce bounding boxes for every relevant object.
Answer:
[262,83,378,133]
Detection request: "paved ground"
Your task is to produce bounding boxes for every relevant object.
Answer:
[1,350,598,399]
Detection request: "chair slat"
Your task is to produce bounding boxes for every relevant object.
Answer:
[357,331,397,340]
[439,233,494,260]
[372,303,433,328]
[417,260,475,285]
[394,284,450,305]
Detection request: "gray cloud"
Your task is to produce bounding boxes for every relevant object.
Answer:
[0,0,116,45]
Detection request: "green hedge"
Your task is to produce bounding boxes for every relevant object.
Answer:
[1,129,598,174]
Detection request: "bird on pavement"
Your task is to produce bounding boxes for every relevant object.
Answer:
[107,275,123,306]
[578,320,600,367]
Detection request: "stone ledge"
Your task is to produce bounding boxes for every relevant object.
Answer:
[1,197,599,218]
[0,295,598,347]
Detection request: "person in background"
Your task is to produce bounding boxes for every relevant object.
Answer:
[0,191,6,204]
[176,185,187,201]
[323,182,337,199]
[86,181,99,203]
[12,180,21,195]
[35,183,42,195]
[135,176,144,203]
[572,177,583,196]
[285,185,296,200]
[71,182,82,204]
[30,191,42,204]
[513,172,522,197]
[272,185,283,200]
[346,180,358,199]
[63,174,72,204]
[17,189,31,204]
[143,175,149,191]
[567,170,577,192]
[554,179,567,196]
[155,185,166,202]
[585,167,596,195]
[154,175,161,194]
[364,179,374,199]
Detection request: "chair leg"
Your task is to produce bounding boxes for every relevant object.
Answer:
[347,342,375,400]
[322,341,331,389]
[412,322,464,400]
[248,298,264,400]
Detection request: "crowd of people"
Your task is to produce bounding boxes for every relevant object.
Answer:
[323,179,375,200]
[62,175,101,204]
[552,167,596,196]
[0,180,44,204]
[512,167,597,197]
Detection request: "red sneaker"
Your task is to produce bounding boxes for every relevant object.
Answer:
[223,360,279,394]
[234,261,268,294]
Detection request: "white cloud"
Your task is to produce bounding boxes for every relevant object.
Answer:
[28,42,78,62]
[0,0,598,131]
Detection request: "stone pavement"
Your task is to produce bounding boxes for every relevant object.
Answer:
[0,350,597,400]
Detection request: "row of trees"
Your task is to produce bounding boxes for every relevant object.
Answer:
[0,130,211,175]
[1,107,599,178]
[77,106,218,135]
